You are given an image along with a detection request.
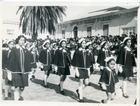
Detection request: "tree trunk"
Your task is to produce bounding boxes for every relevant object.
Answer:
[32,32,38,40]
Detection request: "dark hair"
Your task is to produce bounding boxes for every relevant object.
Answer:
[60,40,66,47]
[101,42,108,49]
[15,35,26,44]
[2,44,8,47]
[107,59,115,65]
[124,39,131,46]
[8,41,14,45]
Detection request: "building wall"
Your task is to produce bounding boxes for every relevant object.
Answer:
[57,10,137,39]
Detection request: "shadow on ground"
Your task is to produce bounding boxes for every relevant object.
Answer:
[31,78,79,102]
[83,97,100,103]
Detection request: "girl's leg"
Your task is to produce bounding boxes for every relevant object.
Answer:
[107,92,112,103]
[83,78,89,89]
[60,75,67,94]
[14,87,20,101]
[19,87,24,100]
[4,85,9,99]
[122,78,129,98]
[44,71,48,87]
[78,79,84,100]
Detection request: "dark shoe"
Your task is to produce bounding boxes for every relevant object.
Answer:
[88,83,91,86]
[123,93,129,98]
[44,84,49,88]
[60,91,65,95]
[79,99,84,102]
[4,97,8,100]
[18,96,24,101]
[2,89,5,93]
[101,99,107,103]
[8,92,11,97]
[32,75,35,79]
[76,89,80,99]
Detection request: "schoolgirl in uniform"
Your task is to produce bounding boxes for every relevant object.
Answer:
[72,38,93,102]
[99,57,119,103]
[39,40,52,88]
[30,44,39,80]
[51,42,58,74]
[116,37,136,98]
[52,39,71,95]
[97,41,111,88]
[2,41,14,100]
[86,42,95,85]
[7,35,32,101]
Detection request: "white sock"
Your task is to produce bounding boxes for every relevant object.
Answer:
[60,81,63,91]
[123,81,127,94]
[19,90,23,98]
[14,91,19,101]
[4,85,9,97]
[44,75,47,85]
[2,79,5,90]
[79,86,83,99]
[8,85,11,93]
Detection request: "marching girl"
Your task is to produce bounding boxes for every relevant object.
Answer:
[2,41,14,100]
[29,44,39,80]
[52,39,71,95]
[97,41,111,88]
[39,40,52,88]
[7,35,32,101]
[72,38,93,102]
[99,57,119,104]
[51,42,58,74]
[86,42,95,85]
[116,37,136,98]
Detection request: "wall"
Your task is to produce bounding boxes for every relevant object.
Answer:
[56,10,137,38]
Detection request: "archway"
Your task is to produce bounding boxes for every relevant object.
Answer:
[73,26,78,39]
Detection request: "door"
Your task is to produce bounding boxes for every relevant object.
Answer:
[73,26,78,39]
[103,25,109,36]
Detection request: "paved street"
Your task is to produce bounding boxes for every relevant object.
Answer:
[2,67,137,105]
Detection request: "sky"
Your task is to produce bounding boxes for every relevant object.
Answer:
[1,2,140,22]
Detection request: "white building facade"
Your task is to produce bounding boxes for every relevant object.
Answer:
[56,7,138,39]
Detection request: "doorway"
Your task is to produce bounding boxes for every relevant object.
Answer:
[103,25,109,36]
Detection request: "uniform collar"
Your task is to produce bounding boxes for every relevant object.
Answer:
[124,46,131,51]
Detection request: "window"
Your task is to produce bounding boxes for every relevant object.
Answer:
[87,27,92,37]
[122,27,135,36]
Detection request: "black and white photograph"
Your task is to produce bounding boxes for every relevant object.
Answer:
[1,2,140,106]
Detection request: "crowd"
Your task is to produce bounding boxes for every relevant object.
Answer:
[2,34,137,103]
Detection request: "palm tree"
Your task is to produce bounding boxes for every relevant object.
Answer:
[17,6,66,40]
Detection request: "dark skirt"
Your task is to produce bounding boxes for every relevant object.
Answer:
[43,65,52,71]
[31,63,37,69]
[58,66,70,75]
[11,73,28,87]
[118,66,133,78]
[78,69,89,79]
[90,66,94,75]
[106,79,115,93]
